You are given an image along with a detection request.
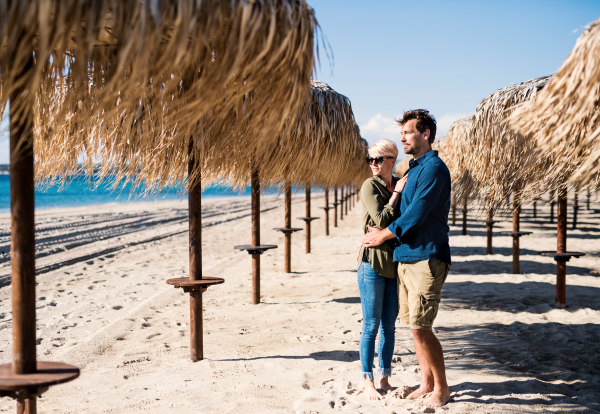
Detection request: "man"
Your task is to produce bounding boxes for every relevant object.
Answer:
[362,109,451,407]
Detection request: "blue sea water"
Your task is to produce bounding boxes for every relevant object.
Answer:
[0,174,281,212]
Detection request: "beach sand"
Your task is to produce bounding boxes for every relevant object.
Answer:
[0,194,599,413]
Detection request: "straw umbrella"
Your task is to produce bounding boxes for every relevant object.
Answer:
[463,78,555,271]
[233,80,364,288]
[507,21,600,306]
[437,117,479,241]
[1,8,319,406]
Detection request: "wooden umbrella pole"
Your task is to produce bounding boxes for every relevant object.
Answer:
[10,54,38,413]
[284,183,292,273]
[573,192,579,229]
[305,186,311,253]
[188,156,203,361]
[556,185,568,308]
[587,190,591,210]
[533,201,537,218]
[462,196,468,235]
[324,188,330,236]
[486,207,493,255]
[251,166,261,304]
[339,186,344,220]
[512,197,521,274]
[345,185,349,215]
[333,187,338,227]
[451,192,456,226]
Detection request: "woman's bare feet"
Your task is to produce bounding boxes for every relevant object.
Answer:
[363,379,384,400]
[378,376,394,395]
[422,389,451,407]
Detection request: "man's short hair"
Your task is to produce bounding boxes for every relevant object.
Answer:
[396,109,437,144]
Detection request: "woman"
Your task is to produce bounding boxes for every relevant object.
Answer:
[357,139,407,400]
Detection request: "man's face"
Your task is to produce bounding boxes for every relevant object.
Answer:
[400,119,429,155]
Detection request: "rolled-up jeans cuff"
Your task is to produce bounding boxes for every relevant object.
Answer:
[376,367,392,378]
[361,372,374,381]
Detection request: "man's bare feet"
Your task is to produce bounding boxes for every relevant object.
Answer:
[406,384,433,400]
[363,379,384,400]
[378,376,393,395]
[422,389,451,407]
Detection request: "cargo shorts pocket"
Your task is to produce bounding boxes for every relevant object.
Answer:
[416,292,440,328]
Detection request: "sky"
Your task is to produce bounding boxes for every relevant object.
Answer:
[1,0,600,163]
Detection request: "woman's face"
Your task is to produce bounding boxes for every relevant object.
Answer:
[369,152,396,177]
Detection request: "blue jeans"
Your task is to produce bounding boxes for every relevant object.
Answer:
[357,260,399,380]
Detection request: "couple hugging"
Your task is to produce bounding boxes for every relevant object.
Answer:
[357,109,451,407]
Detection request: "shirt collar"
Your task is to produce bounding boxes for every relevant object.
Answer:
[409,150,438,168]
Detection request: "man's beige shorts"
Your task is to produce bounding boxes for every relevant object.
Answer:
[398,259,450,331]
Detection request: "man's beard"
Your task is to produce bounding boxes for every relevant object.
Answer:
[404,145,416,154]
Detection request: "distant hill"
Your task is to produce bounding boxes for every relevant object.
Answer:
[0,164,7,174]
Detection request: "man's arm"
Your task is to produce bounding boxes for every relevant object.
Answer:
[388,166,448,239]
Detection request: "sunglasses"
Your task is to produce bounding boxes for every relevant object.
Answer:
[366,156,393,165]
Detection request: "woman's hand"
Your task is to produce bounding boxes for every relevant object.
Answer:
[394,174,408,193]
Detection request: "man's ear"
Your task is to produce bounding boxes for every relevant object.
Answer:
[423,129,430,141]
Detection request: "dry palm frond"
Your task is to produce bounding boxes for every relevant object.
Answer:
[1,0,318,193]
[509,18,600,188]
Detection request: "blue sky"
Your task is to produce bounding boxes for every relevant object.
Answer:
[1,0,600,163]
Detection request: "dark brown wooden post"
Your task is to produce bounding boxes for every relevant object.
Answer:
[345,186,349,215]
[451,192,456,226]
[284,183,292,273]
[486,207,493,255]
[10,53,38,413]
[587,189,591,210]
[340,186,344,221]
[188,157,203,361]
[305,186,311,253]
[462,196,467,235]
[333,188,338,227]
[16,399,35,414]
[251,166,261,304]
[572,192,579,230]
[512,199,521,274]
[556,185,567,308]
[324,188,330,236]
[533,201,537,218]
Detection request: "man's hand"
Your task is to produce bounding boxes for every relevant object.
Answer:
[362,226,395,247]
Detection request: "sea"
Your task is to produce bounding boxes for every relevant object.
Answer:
[0,174,284,213]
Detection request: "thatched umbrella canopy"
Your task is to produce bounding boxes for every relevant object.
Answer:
[465,76,552,208]
[204,81,367,191]
[509,18,600,189]
[1,0,318,194]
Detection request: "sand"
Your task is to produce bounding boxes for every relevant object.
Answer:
[0,194,599,413]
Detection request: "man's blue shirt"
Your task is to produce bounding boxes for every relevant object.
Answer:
[388,150,451,264]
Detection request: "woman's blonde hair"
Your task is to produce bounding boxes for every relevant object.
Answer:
[368,139,398,159]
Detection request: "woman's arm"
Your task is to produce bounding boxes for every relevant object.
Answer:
[360,180,396,229]
[387,174,408,210]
